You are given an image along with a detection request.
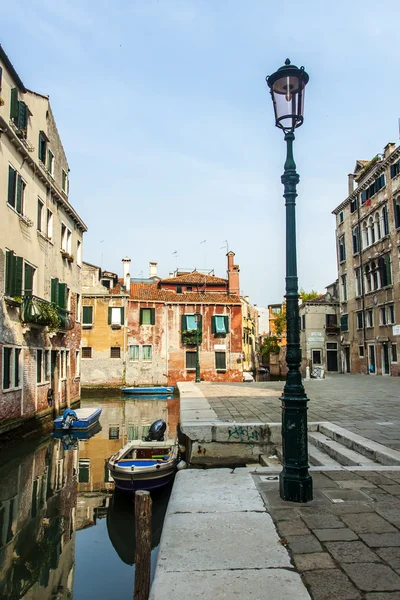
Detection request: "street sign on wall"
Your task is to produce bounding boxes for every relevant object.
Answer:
[393,325,400,336]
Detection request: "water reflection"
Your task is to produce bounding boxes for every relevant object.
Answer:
[0,393,178,599]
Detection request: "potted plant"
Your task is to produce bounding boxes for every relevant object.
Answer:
[61,249,69,259]
[67,254,74,263]
[0,98,4,107]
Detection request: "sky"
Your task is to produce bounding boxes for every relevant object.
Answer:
[2,0,400,307]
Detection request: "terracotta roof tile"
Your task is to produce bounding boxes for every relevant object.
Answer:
[161,271,227,285]
[129,283,240,304]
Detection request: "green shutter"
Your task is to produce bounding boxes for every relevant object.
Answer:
[215,352,226,370]
[82,306,93,324]
[108,307,112,324]
[24,263,34,296]
[5,250,14,296]
[224,316,229,333]
[8,166,16,208]
[120,307,125,325]
[51,278,59,304]
[150,308,155,325]
[18,102,27,130]
[16,176,23,214]
[10,88,18,121]
[58,283,67,309]
[198,314,203,332]
[14,256,23,297]
[181,314,187,331]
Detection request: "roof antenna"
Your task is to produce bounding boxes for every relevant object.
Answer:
[220,240,229,253]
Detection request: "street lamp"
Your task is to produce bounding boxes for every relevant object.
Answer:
[194,312,202,383]
[266,59,313,503]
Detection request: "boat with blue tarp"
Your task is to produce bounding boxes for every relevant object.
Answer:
[53,407,102,431]
[121,386,174,395]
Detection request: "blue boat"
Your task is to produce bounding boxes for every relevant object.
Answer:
[54,407,102,431]
[53,421,102,449]
[121,386,174,395]
[122,394,173,401]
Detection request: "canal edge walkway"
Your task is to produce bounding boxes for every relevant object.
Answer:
[149,468,311,600]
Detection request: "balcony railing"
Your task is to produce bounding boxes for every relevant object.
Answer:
[326,324,340,335]
[20,296,74,331]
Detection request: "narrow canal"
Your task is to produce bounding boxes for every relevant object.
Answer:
[0,391,180,600]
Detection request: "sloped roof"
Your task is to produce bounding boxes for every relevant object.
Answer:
[129,283,240,304]
[161,271,227,285]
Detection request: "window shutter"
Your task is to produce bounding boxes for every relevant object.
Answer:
[24,263,34,296]
[385,254,392,285]
[10,88,18,121]
[14,256,23,297]
[211,316,216,334]
[16,176,23,214]
[108,307,112,324]
[8,166,16,208]
[391,164,396,178]
[198,314,203,331]
[120,307,125,325]
[150,308,155,325]
[5,250,14,296]
[51,278,59,304]
[224,316,229,333]
[82,306,93,324]
[58,283,67,308]
[361,190,367,204]
[383,205,389,236]
[18,102,27,130]
[181,315,187,339]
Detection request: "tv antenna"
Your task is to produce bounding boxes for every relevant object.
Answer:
[220,240,229,253]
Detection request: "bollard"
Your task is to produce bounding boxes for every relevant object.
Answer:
[134,490,152,600]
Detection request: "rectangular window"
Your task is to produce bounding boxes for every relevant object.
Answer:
[271,307,281,314]
[142,345,152,361]
[382,205,389,236]
[129,345,139,361]
[186,351,196,369]
[110,347,121,359]
[37,199,44,232]
[215,352,226,370]
[76,293,81,322]
[394,197,400,230]
[339,235,346,262]
[37,350,43,384]
[352,226,360,254]
[82,347,92,359]
[62,169,68,193]
[38,131,47,163]
[340,314,348,332]
[8,166,25,215]
[60,351,65,379]
[61,224,72,253]
[339,211,344,223]
[77,240,82,266]
[3,347,12,390]
[350,197,358,213]
[312,349,322,364]
[387,305,395,325]
[301,314,305,329]
[109,307,124,325]
[109,426,120,440]
[75,350,80,377]
[380,307,387,326]
[378,254,392,287]
[366,309,374,328]
[356,311,363,329]
[392,344,398,363]
[326,314,337,327]
[78,459,90,483]
[391,160,400,179]
[359,345,365,358]
[341,274,347,302]
[140,308,155,325]
[47,149,54,177]
[355,267,362,297]
[211,315,229,334]
[44,349,50,381]
[46,210,53,240]
[82,306,93,326]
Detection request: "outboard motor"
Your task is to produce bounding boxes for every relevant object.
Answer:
[62,408,78,430]
[145,419,167,441]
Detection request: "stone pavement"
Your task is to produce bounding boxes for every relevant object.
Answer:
[255,466,400,599]
[150,466,400,600]
[199,375,400,449]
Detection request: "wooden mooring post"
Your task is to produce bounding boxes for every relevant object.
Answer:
[134,490,152,600]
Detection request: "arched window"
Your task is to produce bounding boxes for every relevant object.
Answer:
[374,212,381,241]
[362,221,369,248]
[369,217,375,245]
[371,261,379,290]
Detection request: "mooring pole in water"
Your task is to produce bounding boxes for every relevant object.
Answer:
[134,490,152,600]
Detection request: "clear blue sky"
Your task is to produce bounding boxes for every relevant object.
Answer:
[3,1,400,306]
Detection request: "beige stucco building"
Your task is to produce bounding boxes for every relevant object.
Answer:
[333,142,400,376]
[0,45,86,432]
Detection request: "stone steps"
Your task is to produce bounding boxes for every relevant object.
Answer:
[308,432,375,467]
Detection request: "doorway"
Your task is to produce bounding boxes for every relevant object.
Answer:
[344,346,350,373]
[368,345,376,374]
[326,342,338,372]
[382,344,390,375]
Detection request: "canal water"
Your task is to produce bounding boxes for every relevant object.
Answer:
[0,392,179,600]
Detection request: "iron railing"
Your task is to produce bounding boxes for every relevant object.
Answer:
[20,295,74,331]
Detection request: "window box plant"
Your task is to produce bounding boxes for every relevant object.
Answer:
[5,296,22,307]
[0,98,4,107]
[67,254,74,263]
[182,329,202,346]
[61,249,69,259]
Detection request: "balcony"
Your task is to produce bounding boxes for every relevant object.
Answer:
[326,325,340,336]
[20,296,74,331]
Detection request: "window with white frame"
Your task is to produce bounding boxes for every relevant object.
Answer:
[340,274,347,302]
[312,349,322,364]
[338,235,346,262]
[77,240,82,266]
[359,345,365,358]
[129,345,139,361]
[352,226,360,254]
[7,165,26,216]
[76,293,81,322]
[75,350,80,377]
[379,307,387,326]
[37,198,44,232]
[62,169,68,193]
[392,344,398,363]
[2,347,21,390]
[46,209,53,240]
[47,149,54,177]
[110,307,124,325]
[356,311,363,329]
[44,349,50,381]
[355,267,362,297]
[142,345,152,361]
[61,224,72,253]
[366,309,374,328]
[387,304,395,325]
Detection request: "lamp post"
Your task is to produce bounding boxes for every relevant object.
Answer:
[194,312,201,383]
[266,59,313,503]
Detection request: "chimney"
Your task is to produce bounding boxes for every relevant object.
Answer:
[122,257,131,291]
[348,174,354,195]
[169,272,174,278]
[384,142,396,159]
[149,261,158,278]
[227,251,240,295]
